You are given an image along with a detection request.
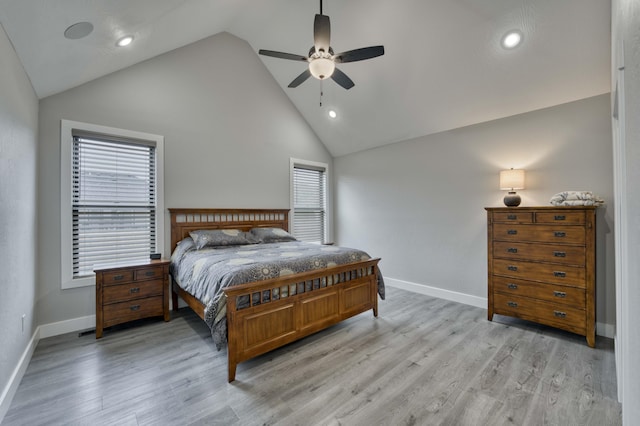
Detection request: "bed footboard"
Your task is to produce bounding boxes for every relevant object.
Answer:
[224,258,380,382]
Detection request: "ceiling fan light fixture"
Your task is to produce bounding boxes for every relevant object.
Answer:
[309,57,335,80]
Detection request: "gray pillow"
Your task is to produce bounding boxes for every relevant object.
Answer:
[249,227,297,243]
[189,229,255,250]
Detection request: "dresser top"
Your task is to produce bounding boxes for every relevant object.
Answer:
[93,258,170,272]
[485,206,598,211]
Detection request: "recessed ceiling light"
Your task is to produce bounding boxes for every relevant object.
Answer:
[501,30,523,49]
[328,110,337,119]
[64,22,93,40]
[116,35,134,47]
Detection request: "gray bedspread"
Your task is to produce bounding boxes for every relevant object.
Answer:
[170,238,385,349]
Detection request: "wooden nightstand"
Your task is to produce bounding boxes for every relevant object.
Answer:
[94,259,170,338]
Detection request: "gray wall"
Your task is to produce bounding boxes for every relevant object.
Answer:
[334,94,615,331]
[0,24,39,411]
[37,32,332,325]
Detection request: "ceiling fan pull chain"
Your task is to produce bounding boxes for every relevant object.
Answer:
[320,0,323,15]
[319,80,324,107]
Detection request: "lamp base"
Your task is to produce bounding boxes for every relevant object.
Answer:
[503,191,521,207]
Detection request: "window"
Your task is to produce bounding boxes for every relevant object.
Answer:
[61,120,164,289]
[290,159,329,244]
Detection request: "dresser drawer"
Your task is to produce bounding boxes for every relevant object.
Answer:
[493,241,585,266]
[493,293,586,335]
[492,212,533,223]
[493,258,586,287]
[103,279,164,304]
[492,276,585,308]
[102,270,135,285]
[102,296,164,327]
[535,211,585,225]
[493,224,585,244]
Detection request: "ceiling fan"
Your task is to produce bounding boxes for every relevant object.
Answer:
[258,0,384,90]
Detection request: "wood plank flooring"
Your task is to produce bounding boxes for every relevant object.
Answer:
[3,287,621,425]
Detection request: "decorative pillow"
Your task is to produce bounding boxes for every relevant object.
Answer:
[249,227,297,243]
[189,229,254,250]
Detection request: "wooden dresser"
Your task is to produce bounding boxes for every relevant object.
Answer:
[95,259,170,338]
[485,206,596,347]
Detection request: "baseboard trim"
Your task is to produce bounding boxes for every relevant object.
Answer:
[385,277,615,338]
[39,315,96,339]
[0,329,39,424]
[385,277,487,309]
[596,322,615,340]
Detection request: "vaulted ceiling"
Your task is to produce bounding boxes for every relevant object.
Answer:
[0,0,611,156]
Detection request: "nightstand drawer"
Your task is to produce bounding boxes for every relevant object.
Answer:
[492,276,585,308]
[493,258,586,287]
[102,270,135,285]
[493,241,585,266]
[134,266,164,281]
[493,293,586,335]
[103,296,164,327]
[103,280,164,304]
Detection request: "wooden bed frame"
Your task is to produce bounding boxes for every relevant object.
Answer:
[169,208,381,382]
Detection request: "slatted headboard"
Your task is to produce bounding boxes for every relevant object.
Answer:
[169,208,290,252]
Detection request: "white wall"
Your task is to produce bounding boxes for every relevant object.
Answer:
[334,94,615,332]
[0,24,39,419]
[612,1,640,424]
[37,32,332,326]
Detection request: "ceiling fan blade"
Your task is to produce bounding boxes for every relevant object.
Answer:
[258,50,308,62]
[288,69,312,88]
[331,67,355,90]
[314,14,331,54]
[333,46,385,63]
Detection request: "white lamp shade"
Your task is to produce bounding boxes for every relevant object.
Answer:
[500,169,525,190]
[309,58,335,80]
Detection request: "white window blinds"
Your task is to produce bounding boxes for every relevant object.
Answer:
[72,132,156,277]
[293,165,326,244]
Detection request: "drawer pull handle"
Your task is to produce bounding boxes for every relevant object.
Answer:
[553,251,566,257]
[554,231,566,238]
[113,275,124,281]
[553,271,567,278]
[507,229,518,235]
[507,265,518,271]
[507,214,517,220]
[553,291,567,298]
[507,247,518,254]
[130,287,140,294]
[554,215,566,221]
[507,301,518,308]
[507,283,518,290]
[130,305,141,311]
[145,271,156,277]
[553,311,567,318]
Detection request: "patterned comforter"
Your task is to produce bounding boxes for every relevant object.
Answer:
[170,238,385,349]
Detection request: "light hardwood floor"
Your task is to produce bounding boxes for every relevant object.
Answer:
[3,287,621,426]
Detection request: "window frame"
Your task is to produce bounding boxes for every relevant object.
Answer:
[289,158,332,244]
[60,120,164,289]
